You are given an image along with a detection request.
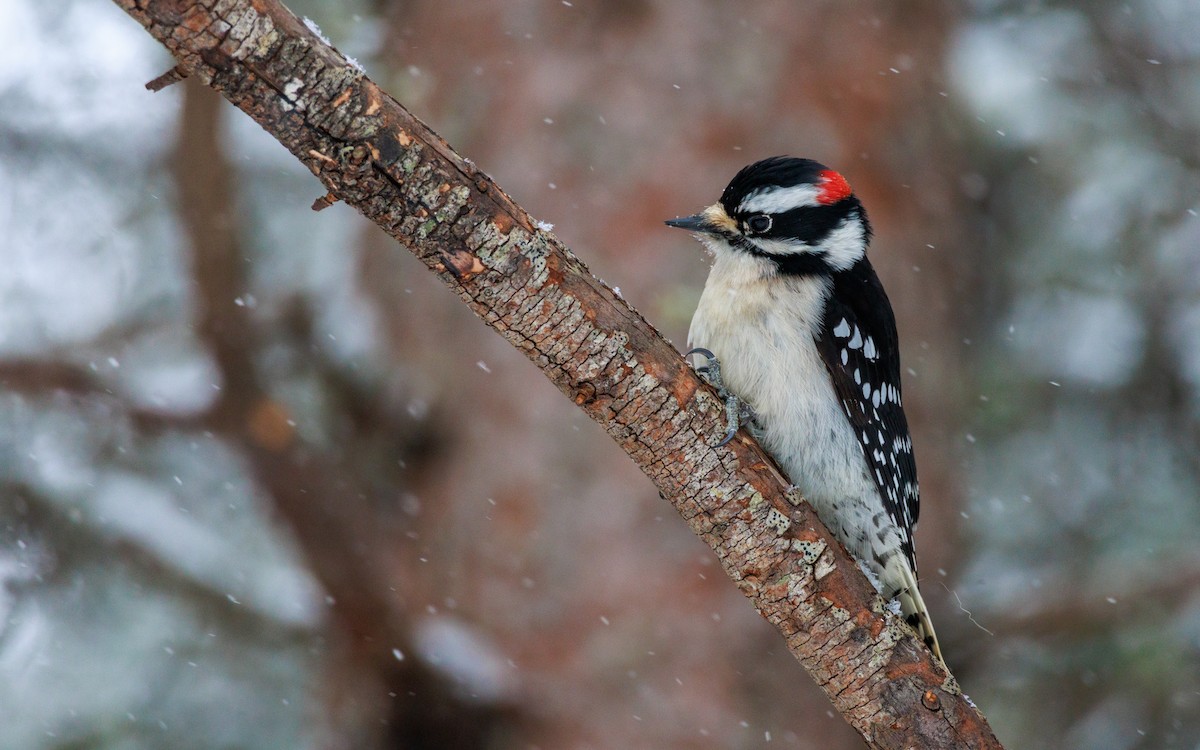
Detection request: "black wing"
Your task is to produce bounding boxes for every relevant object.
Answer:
[814,258,920,568]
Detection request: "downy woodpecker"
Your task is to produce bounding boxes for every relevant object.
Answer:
[666,156,943,663]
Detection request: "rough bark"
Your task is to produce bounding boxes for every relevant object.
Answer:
[110,0,1005,746]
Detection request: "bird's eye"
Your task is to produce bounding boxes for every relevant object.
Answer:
[746,214,772,234]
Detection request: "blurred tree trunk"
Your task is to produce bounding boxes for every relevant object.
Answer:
[173,79,522,748]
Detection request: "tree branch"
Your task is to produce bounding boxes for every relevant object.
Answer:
[110,1,1004,746]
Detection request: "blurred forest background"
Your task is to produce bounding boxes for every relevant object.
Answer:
[2,0,1199,748]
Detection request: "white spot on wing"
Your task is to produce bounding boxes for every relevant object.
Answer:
[848,329,862,349]
[863,337,877,359]
[833,319,851,338]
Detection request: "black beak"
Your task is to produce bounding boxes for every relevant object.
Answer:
[664,213,714,233]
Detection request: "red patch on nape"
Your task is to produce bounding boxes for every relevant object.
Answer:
[817,169,853,205]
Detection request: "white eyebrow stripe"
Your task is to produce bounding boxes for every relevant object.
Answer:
[738,184,822,214]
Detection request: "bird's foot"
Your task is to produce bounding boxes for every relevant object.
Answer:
[686,347,743,447]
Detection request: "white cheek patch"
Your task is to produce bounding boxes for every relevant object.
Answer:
[738,184,822,214]
[822,217,867,271]
[750,237,821,257]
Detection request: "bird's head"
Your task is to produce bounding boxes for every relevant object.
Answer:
[665,156,871,275]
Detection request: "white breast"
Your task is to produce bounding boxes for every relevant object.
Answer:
[688,246,881,546]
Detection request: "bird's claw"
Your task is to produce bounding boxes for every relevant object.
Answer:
[685,347,719,379]
[686,347,742,447]
[717,392,741,446]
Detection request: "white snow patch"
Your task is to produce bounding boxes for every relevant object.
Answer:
[1009,291,1144,387]
[948,11,1098,146]
[415,617,515,703]
[302,16,331,45]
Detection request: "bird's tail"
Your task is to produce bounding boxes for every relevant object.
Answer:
[895,563,945,668]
